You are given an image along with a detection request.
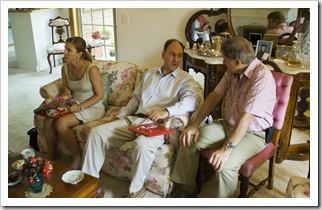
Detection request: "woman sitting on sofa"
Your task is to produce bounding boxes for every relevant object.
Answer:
[43,36,105,169]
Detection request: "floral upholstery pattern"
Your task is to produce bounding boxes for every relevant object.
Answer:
[286,176,310,198]
[34,60,204,197]
[39,78,63,99]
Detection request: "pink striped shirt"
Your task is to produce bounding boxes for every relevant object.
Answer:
[266,23,295,43]
[215,58,276,132]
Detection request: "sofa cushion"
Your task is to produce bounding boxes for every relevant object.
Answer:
[93,60,116,73]
[101,73,109,110]
[106,62,139,107]
[94,60,140,107]
[134,67,150,88]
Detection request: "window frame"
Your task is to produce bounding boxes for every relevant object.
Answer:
[77,8,118,61]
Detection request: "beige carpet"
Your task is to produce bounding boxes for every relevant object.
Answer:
[4,46,314,206]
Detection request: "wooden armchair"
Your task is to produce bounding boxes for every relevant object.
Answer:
[196,62,294,197]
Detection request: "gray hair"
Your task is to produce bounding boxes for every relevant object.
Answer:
[267,11,286,23]
[220,36,255,64]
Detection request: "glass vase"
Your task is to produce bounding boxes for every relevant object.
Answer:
[287,40,302,68]
[29,173,43,193]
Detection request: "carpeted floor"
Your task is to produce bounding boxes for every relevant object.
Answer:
[5,46,311,203]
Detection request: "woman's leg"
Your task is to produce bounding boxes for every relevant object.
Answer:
[54,114,81,169]
[43,117,58,160]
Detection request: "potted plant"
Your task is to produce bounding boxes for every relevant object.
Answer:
[102,28,111,40]
[91,30,102,40]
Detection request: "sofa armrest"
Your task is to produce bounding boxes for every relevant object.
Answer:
[39,78,63,99]
[163,114,191,148]
[164,113,191,131]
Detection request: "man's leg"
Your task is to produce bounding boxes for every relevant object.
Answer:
[120,116,165,196]
[171,120,226,195]
[213,122,266,197]
[81,119,135,178]
[129,134,164,193]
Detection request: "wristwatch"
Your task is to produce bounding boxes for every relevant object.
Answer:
[225,141,235,149]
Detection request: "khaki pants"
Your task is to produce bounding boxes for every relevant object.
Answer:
[82,116,164,193]
[171,119,266,198]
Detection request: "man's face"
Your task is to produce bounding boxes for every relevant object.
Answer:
[223,55,240,74]
[162,42,183,72]
[267,18,279,30]
[261,46,267,51]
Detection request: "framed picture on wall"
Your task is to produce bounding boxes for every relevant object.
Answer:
[255,40,273,61]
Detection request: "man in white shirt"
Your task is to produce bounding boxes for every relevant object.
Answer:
[81,39,201,198]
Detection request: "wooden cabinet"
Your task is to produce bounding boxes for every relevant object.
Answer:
[183,51,226,119]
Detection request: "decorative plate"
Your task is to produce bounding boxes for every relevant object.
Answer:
[8,172,23,186]
[62,170,85,184]
[11,159,25,172]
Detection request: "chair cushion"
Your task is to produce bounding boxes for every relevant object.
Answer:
[239,142,276,177]
[47,43,65,53]
[271,71,293,129]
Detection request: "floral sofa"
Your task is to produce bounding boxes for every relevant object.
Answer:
[34,60,203,197]
[286,176,310,198]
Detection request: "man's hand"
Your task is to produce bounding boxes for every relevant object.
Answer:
[180,125,199,147]
[208,146,232,172]
[147,109,169,122]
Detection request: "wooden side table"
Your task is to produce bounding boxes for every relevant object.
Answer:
[8,155,104,198]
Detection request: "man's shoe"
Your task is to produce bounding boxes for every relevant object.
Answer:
[124,186,146,198]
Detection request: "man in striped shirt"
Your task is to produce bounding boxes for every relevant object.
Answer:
[171,36,276,198]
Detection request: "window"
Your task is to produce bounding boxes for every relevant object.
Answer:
[78,8,117,60]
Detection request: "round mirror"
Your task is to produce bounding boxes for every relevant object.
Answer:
[184,8,236,47]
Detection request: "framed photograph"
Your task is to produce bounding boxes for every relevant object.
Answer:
[263,33,280,49]
[275,44,294,61]
[255,40,273,61]
[249,32,263,47]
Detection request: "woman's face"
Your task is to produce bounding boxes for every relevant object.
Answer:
[64,42,81,63]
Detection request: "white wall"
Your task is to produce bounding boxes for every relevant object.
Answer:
[9,9,61,71]
[116,8,200,67]
[116,8,298,68]
[7,7,300,71]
